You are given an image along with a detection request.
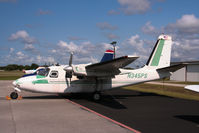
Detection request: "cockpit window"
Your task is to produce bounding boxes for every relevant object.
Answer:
[37,68,50,77]
[50,70,58,78]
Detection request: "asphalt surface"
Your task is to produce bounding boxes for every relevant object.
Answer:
[66,88,199,133]
[0,80,133,133]
[1,80,199,133]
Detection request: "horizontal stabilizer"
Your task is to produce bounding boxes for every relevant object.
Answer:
[157,63,186,73]
[86,56,139,72]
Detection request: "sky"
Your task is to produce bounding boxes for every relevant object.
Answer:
[0,0,199,67]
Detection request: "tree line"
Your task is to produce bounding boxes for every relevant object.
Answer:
[0,63,44,71]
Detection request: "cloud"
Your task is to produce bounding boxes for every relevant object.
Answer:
[3,48,56,65]
[25,24,43,29]
[166,14,199,35]
[3,50,29,65]
[142,14,199,36]
[104,33,120,40]
[171,38,199,61]
[0,0,16,3]
[57,41,85,54]
[141,21,163,36]
[24,44,34,51]
[118,0,151,15]
[96,22,118,30]
[48,40,118,64]
[9,48,14,53]
[109,0,165,15]
[36,55,55,64]
[51,49,57,53]
[37,9,52,15]
[8,30,37,44]
[67,36,86,41]
[141,14,199,62]
[107,34,153,67]
[125,34,149,55]
[16,51,25,59]
[108,10,120,15]
[23,44,39,54]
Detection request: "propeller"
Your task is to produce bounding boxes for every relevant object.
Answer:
[64,52,73,78]
[69,52,73,66]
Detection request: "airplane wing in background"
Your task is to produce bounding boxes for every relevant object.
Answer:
[185,85,199,93]
[86,56,139,73]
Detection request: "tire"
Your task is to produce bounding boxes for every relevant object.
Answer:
[10,92,18,99]
[93,92,101,101]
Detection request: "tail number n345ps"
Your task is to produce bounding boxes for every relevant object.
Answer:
[127,73,147,79]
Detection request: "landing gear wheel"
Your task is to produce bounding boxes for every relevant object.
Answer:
[93,92,101,101]
[10,92,18,99]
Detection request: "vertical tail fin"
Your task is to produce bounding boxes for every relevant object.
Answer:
[100,49,114,63]
[146,35,172,68]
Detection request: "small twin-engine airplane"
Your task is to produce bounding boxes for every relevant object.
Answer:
[10,34,184,100]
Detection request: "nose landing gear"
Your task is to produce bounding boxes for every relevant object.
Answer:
[10,91,18,99]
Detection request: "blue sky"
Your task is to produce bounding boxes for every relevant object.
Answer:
[0,0,199,66]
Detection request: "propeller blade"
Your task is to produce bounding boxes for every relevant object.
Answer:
[69,52,73,66]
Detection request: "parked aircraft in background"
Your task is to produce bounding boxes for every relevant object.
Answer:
[23,67,45,74]
[10,34,184,101]
[185,85,199,93]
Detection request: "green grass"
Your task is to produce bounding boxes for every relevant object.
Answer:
[154,79,199,85]
[164,81,199,85]
[0,71,24,80]
[123,83,199,101]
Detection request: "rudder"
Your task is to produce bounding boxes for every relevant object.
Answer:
[146,35,172,68]
[100,49,114,63]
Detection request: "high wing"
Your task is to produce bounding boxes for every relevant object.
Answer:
[86,55,139,73]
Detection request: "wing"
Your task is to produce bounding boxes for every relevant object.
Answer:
[86,55,139,73]
[157,63,186,73]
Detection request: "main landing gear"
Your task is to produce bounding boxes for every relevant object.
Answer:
[92,92,101,101]
[10,91,18,99]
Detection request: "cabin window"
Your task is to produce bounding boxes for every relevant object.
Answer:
[50,71,58,78]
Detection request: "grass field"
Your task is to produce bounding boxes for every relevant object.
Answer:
[155,80,199,85]
[124,83,199,101]
[0,71,24,80]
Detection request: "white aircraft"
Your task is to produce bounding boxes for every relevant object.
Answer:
[185,85,199,93]
[10,34,184,100]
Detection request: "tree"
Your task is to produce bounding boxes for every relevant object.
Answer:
[30,63,39,69]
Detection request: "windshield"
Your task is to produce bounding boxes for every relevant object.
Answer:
[37,68,50,77]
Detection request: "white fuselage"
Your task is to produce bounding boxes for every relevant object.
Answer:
[13,65,171,94]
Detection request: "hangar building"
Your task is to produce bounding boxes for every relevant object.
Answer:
[170,61,199,82]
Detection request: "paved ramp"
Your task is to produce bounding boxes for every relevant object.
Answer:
[0,81,136,133]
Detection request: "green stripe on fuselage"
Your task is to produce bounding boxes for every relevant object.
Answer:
[151,39,165,66]
[36,75,46,79]
[32,79,48,84]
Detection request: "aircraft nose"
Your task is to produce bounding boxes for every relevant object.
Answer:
[13,80,17,86]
